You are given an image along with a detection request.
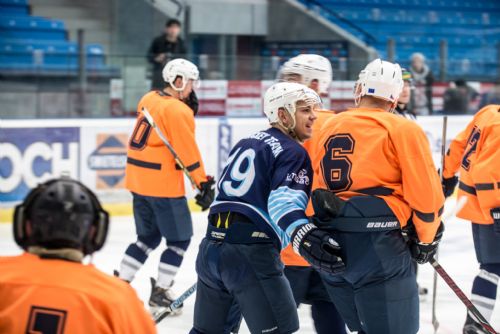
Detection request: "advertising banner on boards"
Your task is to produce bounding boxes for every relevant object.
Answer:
[0,115,472,208]
[0,127,79,202]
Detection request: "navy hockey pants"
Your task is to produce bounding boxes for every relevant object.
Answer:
[191,222,299,334]
[320,196,419,334]
[284,266,346,334]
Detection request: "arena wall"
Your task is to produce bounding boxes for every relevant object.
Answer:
[0,114,471,222]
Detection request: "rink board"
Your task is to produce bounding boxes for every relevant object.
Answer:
[0,115,471,221]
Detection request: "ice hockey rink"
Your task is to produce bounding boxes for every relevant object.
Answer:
[0,199,499,334]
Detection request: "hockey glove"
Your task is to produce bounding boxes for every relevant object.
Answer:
[442,175,459,198]
[311,189,346,221]
[491,208,500,235]
[184,90,199,116]
[291,223,345,275]
[408,221,445,264]
[195,176,215,211]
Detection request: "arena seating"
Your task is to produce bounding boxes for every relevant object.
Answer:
[298,0,500,79]
[0,0,109,74]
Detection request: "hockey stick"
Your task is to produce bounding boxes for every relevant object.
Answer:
[152,282,197,324]
[429,258,497,334]
[432,115,448,333]
[430,196,497,334]
[141,107,198,189]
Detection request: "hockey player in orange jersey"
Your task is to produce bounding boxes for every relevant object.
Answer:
[309,59,445,333]
[0,177,156,334]
[116,58,215,315]
[278,54,346,334]
[441,105,500,333]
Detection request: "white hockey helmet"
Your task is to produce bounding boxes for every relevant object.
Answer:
[278,54,333,95]
[264,82,321,126]
[354,59,404,104]
[162,58,200,91]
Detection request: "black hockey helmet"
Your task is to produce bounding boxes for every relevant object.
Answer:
[13,177,109,255]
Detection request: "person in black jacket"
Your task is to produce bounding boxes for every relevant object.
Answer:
[148,19,187,90]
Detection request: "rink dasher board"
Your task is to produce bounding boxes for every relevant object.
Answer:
[0,116,472,212]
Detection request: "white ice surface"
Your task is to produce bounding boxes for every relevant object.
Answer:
[1,204,499,333]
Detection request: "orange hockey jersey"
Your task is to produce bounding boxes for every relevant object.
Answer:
[313,107,444,243]
[0,253,156,334]
[282,109,336,267]
[126,91,207,197]
[443,105,500,224]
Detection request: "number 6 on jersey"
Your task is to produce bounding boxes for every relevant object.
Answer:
[321,134,355,192]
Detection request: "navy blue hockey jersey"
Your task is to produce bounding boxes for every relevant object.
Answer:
[210,127,312,249]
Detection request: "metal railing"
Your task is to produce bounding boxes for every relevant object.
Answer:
[0,52,498,119]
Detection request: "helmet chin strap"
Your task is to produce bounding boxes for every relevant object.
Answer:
[354,94,361,107]
[169,76,187,99]
[353,83,363,107]
[388,100,398,114]
[277,110,302,142]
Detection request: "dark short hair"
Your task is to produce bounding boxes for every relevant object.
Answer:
[166,19,181,27]
[454,79,466,87]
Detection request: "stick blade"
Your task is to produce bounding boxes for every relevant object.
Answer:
[433,320,439,333]
[152,306,171,323]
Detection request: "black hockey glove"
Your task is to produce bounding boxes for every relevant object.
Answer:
[184,90,199,116]
[311,189,346,221]
[407,221,445,264]
[291,223,345,275]
[442,175,458,198]
[491,208,500,235]
[195,176,215,211]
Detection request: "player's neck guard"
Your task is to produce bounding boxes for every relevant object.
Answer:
[28,246,84,263]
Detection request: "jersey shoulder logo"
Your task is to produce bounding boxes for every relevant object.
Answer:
[286,169,310,185]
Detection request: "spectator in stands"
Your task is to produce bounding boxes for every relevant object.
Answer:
[409,52,434,115]
[443,79,478,115]
[395,68,417,120]
[148,18,187,90]
[479,81,500,109]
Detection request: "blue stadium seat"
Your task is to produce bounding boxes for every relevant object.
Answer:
[299,0,499,78]
[0,4,29,15]
[0,42,106,71]
[0,0,28,4]
[0,2,112,74]
[0,0,29,15]
[0,16,65,30]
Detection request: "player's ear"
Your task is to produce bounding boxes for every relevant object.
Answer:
[277,107,290,126]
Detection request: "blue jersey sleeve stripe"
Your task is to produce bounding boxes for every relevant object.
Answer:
[271,186,309,199]
[270,206,299,224]
[269,188,308,207]
[269,199,307,219]
[268,193,308,208]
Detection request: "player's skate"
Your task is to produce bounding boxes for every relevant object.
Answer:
[149,277,183,316]
[463,314,489,334]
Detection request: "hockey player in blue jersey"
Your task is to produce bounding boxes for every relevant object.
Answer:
[190,82,346,334]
